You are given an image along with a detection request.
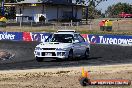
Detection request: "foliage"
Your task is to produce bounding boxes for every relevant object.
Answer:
[105,3,132,18]
[0,0,16,3]
[83,0,107,19]
[0,0,16,18]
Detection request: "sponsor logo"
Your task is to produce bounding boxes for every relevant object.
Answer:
[90,80,130,85]
[90,35,97,44]
[88,35,132,45]
[81,34,88,42]
[99,36,132,45]
[0,32,15,40]
[23,32,32,41]
[79,68,131,86]
[23,32,51,42]
[31,33,51,42]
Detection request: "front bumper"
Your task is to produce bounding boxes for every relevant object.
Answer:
[34,50,69,59]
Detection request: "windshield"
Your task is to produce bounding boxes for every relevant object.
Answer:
[46,34,74,43]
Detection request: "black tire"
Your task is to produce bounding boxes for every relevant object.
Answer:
[56,58,62,62]
[79,77,89,86]
[36,57,43,62]
[68,49,73,61]
[84,48,90,59]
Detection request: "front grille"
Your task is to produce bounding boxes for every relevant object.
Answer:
[43,48,56,50]
[52,52,56,56]
[42,52,45,56]
[57,52,65,56]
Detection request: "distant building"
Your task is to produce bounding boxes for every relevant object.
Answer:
[5,0,84,22]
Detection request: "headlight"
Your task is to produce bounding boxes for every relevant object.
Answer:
[56,48,67,51]
[35,47,43,50]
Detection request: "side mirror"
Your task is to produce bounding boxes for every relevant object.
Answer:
[74,40,79,43]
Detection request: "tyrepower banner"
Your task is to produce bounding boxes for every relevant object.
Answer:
[23,32,52,42]
[81,34,88,41]
[0,32,23,41]
[0,32,132,46]
[87,34,132,45]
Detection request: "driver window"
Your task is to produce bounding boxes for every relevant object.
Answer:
[74,34,85,43]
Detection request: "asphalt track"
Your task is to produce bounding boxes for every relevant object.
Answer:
[0,41,132,70]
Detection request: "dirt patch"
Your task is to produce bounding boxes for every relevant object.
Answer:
[0,64,132,88]
[0,50,15,61]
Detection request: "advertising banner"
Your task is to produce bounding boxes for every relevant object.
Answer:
[0,32,23,41]
[0,31,131,46]
[23,32,52,42]
[87,34,132,45]
[81,34,88,41]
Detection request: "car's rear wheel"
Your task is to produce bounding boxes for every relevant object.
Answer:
[36,57,43,62]
[84,48,90,59]
[68,49,73,61]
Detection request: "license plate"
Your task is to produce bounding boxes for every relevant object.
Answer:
[45,53,52,56]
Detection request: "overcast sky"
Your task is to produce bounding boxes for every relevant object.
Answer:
[96,0,132,13]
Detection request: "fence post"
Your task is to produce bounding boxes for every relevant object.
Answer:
[89,19,93,30]
[19,17,22,32]
[31,19,33,29]
[71,20,73,27]
[20,17,22,28]
[52,23,55,30]
[65,23,67,29]
[77,22,79,31]
[89,22,92,30]
[117,18,120,31]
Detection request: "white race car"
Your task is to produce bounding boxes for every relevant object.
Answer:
[34,30,90,62]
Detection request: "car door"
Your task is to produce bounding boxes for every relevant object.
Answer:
[77,34,87,55]
[73,34,81,57]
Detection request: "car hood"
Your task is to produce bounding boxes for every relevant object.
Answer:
[36,42,72,49]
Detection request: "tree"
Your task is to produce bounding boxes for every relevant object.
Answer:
[0,0,16,17]
[0,0,16,3]
[105,2,132,18]
[82,0,107,20]
[0,0,5,16]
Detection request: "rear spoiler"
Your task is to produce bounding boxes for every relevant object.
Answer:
[57,30,76,32]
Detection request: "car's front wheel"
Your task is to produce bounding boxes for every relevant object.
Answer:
[68,49,73,61]
[56,58,62,62]
[36,57,43,62]
[84,48,90,59]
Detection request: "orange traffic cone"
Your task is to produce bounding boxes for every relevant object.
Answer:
[80,67,91,86]
[81,67,90,78]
